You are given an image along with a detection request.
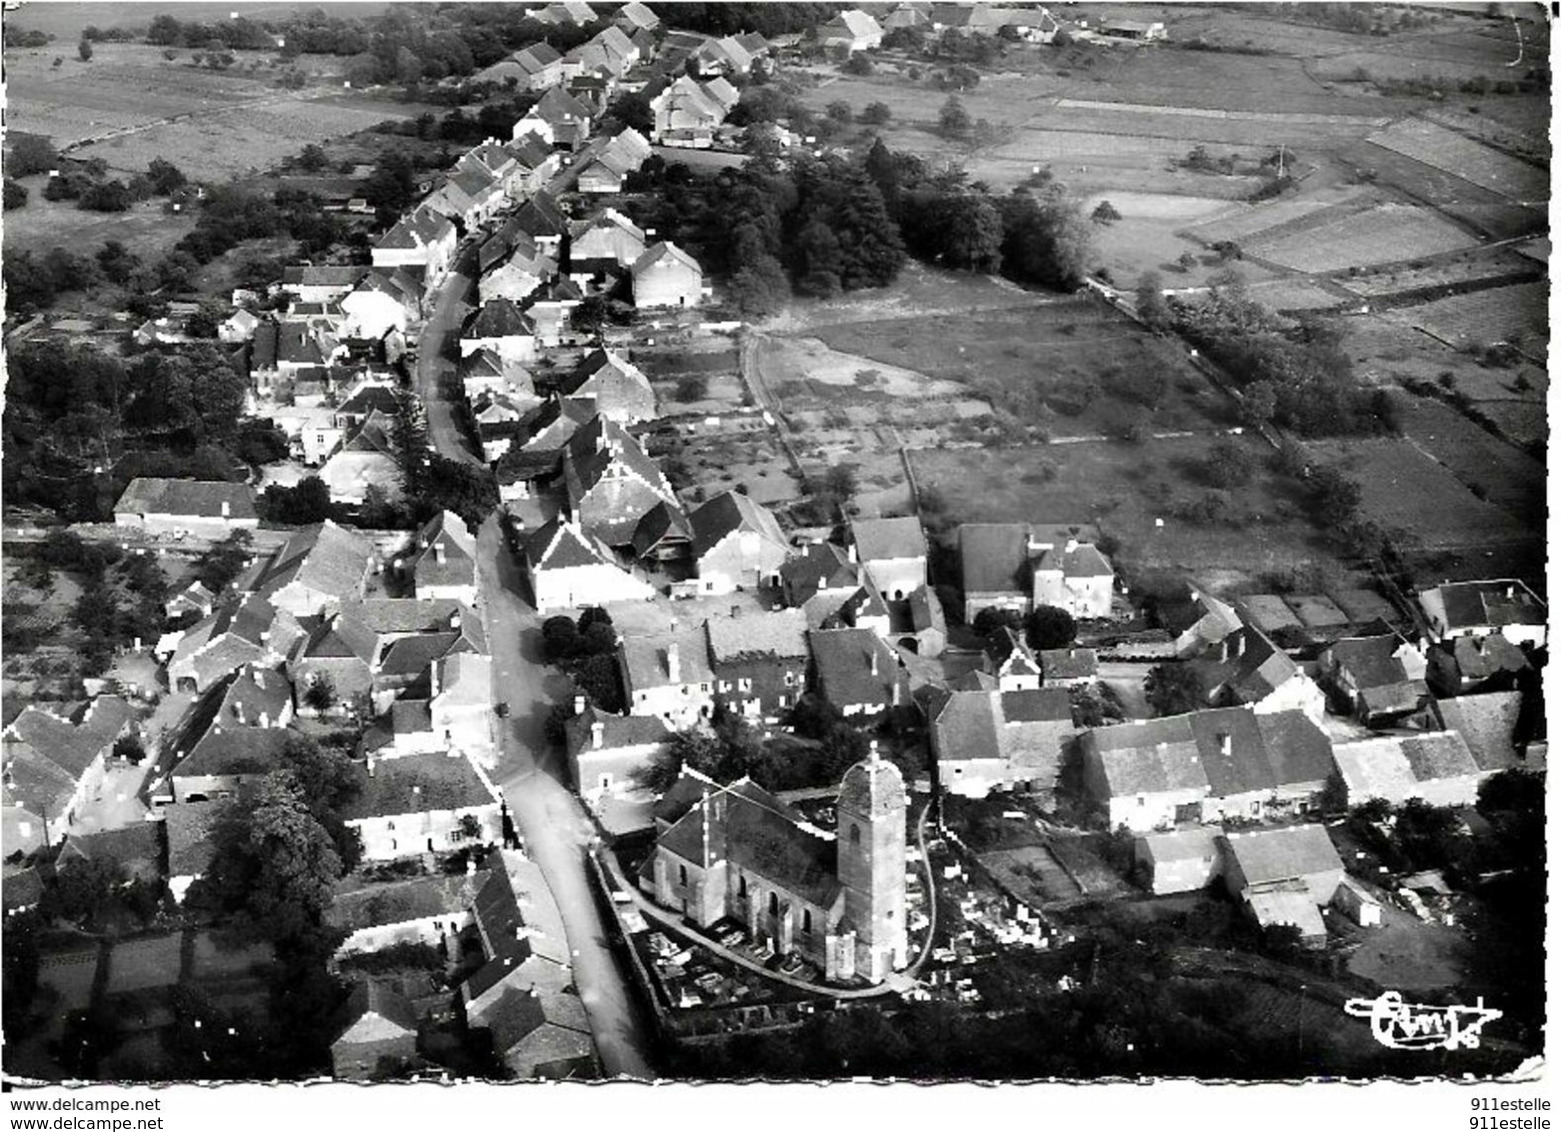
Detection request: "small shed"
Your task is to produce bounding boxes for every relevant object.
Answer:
[1133,826,1221,895]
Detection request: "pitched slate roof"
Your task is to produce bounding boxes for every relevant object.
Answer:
[466,298,536,340]
[1036,542,1113,579]
[849,517,926,564]
[630,240,702,278]
[780,542,859,599]
[336,980,419,1045]
[336,382,402,420]
[621,626,715,690]
[1039,647,1097,682]
[659,778,841,906]
[960,523,1030,595]
[165,799,227,878]
[116,478,257,521]
[528,86,593,128]
[1221,824,1342,887]
[337,599,478,640]
[377,207,454,252]
[342,752,498,820]
[255,520,374,602]
[565,702,672,757]
[690,490,788,559]
[1443,635,1530,682]
[706,609,809,662]
[1426,579,1546,634]
[410,510,478,591]
[58,821,161,876]
[175,724,292,781]
[1218,627,1303,705]
[1434,692,1525,772]
[631,501,693,558]
[525,518,615,572]
[328,872,479,932]
[808,628,908,709]
[564,414,674,503]
[1326,633,1419,689]
[515,192,570,241]
[5,696,134,782]
[1136,825,1221,866]
[1084,714,1208,798]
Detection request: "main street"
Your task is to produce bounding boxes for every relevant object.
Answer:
[415,243,657,1078]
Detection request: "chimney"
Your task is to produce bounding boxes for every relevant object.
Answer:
[892,680,901,707]
[870,649,879,677]
[367,756,377,777]
[1506,585,1515,600]
[221,500,231,518]
[259,711,270,728]
[1065,537,1078,553]
[450,610,462,630]
[667,643,681,683]
[847,543,858,563]
[574,694,586,715]
[466,856,477,876]
[1218,733,1232,759]
[435,543,446,564]
[869,739,880,763]
[591,722,605,749]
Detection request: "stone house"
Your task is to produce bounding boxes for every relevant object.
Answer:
[331,981,420,1081]
[565,700,673,800]
[407,510,479,604]
[1,696,135,851]
[630,241,704,308]
[807,628,912,721]
[689,490,790,595]
[619,627,717,728]
[557,348,657,424]
[1132,826,1222,896]
[523,517,657,613]
[1219,824,1344,944]
[561,414,678,547]
[340,751,503,861]
[113,478,259,537]
[848,516,927,601]
[924,676,1074,798]
[1417,579,1546,647]
[1317,632,1430,726]
[705,610,810,722]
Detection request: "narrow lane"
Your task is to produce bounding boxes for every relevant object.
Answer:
[414,245,484,469]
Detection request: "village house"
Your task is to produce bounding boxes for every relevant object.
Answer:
[528,278,586,348]
[575,128,652,194]
[406,511,479,605]
[808,628,913,720]
[561,414,679,547]
[648,75,732,145]
[1317,631,1430,726]
[1425,634,1532,697]
[340,751,503,861]
[512,191,571,257]
[1207,624,1327,721]
[819,9,885,54]
[478,229,557,307]
[630,241,705,309]
[320,411,402,507]
[569,208,648,280]
[706,609,810,722]
[524,517,658,612]
[1,696,135,852]
[780,542,863,616]
[113,478,259,537]
[566,699,673,800]
[330,871,481,957]
[849,516,927,602]
[1175,590,1247,658]
[165,798,224,903]
[334,382,402,430]
[615,0,659,33]
[495,397,598,501]
[984,627,1043,692]
[1098,17,1169,42]
[514,86,595,149]
[218,308,260,343]
[331,980,420,1081]
[166,580,217,622]
[1039,646,1099,687]
[372,207,458,281]
[1132,826,1222,896]
[884,586,948,657]
[641,750,909,983]
[924,677,1074,798]
[631,501,694,567]
[476,41,565,91]
[558,348,657,424]
[688,490,791,594]
[1079,706,1335,832]
[958,522,1114,623]
[1219,824,1343,944]
[429,651,497,765]
[164,595,308,694]
[1330,729,1486,809]
[252,519,376,618]
[461,299,538,363]
[341,267,424,340]
[484,990,597,1080]
[620,626,718,728]
[57,823,163,886]
[1418,578,1546,647]
[168,723,292,804]
[279,265,366,303]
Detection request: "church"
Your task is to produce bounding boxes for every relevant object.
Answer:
[640,748,909,984]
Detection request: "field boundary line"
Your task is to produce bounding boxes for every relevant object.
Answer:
[1055,97,1391,127]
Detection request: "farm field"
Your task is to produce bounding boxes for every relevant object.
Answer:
[1366,118,1548,202]
[1334,246,1542,297]
[1332,136,1543,240]
[1240,278,1351,312]
[1081,192,1285,287]
[810,296,1234,439]
[910,435,1350,592]
[3,2,389,38]
[1385,280,1548,354]
[4,180,197,259]
[1303,436,1529,551]
[759,262,1039,334]
[1182,186,1370,244]
[1424,103,1551,164]
[1389,396,1545,524]
[1247,201,1481,272]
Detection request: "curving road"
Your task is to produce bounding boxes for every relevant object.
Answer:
[414,252,657,1078]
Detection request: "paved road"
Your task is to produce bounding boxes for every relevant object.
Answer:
[414,245,484,469]
[476,513,657,1079]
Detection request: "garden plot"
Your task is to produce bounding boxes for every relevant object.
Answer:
[104,933,185,995]
[1304,437,1529,551]
[1248,203,1480,273]
[1334,246,1542,298]
[1182,186,1370,244]
[1390,397,1545,525]
[911,436,1351,591]
[1046,103,1382,147]
[761,335,970,404]
[1333,137,1542,242]
[4,179,197,258]
[1366,118,1548,203]
[1424,104,1550,165]
[1386,281,1548,354]
[1082,192,1276,287]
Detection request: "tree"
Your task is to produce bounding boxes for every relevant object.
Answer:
[1027,605,1076,650]
[78,37,93,62]
[826,100,854,123]
[302,673,336,714]
[193,530,253,593]
[727,255,790,316]
[674,374,709,402]
[938,95,972,139]
[1199,437,1257,488]
[146,158,186,195]
[999,188,1094,291]
[259,476,333,524]
[542,615,581,660]
[940,194,1003,272]
[860,101,892,126]
[1091,200,1121,224]
[843,53,875,76]
[3,180,27,211]
[78,179,133,212]
[295,143,329,173]
[1240,380,1279,428]
[1144,663,1206,716]
[1135,272,1171,329]
[10,134,59,177]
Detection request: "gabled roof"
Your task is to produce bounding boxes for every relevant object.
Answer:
[690,490,787,559]
[850,515,926,563]
[1443,635,1530,681]
[1425,579,1546,633]
[558,348,653,405]
[376,207,454,252]
[525,518,614,572]
[630,240,702,278]
[1036,542,1113,579]
[780,542,859,598]
[254,520,374,602]
[659,777,841,906]
[706,609,809,663]
[336,598,478,639]
[808,628,908,709]
[166,799,228,878]
[563,414,674,503]
[960,523,1030,595]
[1137,825,1221,866]
[823,9,884,40]
[631,500,693,558]
[1039,647,1098,682]
[528,85,593,128]
[615,1,659,30]
[115,478,256,521]
[4,696,134,782]
[410,510,478,590]
[1433,692,1525,772]
[335,980,419,1045]
[466,298,536,340]
[341,752,498,820]
[329,872,479,932]
[58,821,161,876]
[175,724,291,781]
[336,381,402,419]
[565,702,671,756]
[1221,824,1342,887]
[621,626,715,690]
[515,192,570,240]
